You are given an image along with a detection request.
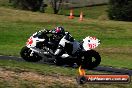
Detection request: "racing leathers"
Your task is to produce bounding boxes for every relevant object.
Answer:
[54,32,74,58]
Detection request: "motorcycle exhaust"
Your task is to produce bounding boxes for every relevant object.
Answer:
[30,47,40,53]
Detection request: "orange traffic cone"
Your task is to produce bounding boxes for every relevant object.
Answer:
[79,11,83,21]
[69,9,74,19]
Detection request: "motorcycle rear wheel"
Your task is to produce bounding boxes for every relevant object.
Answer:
[82,50,101,69]
[20,46,42,62]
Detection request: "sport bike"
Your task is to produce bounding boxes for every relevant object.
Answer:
[20,30,101,69]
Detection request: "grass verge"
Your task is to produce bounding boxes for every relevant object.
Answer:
[0,59,131,88]
[0,3,132,70]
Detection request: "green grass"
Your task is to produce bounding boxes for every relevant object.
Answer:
[0,0,12,7]
[0,1,132,87]
[0,6,132,69]
[0,59,108,76]
[59,5,108,19]
[45,5,108,19]
[0,60,131,88]
[0,60,77,76]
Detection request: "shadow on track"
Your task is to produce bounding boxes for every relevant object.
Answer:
[0,55,132,76]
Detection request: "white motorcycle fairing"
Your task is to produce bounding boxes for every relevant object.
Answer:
[20,30,101,69]
[26,36,45,48]
[58,36,100,58]
[83,36,100,51]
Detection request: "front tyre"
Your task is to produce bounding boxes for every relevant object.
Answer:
[82,50,101,69]
[20,46,42,62]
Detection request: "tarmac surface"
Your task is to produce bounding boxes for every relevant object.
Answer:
[0,55,132,76]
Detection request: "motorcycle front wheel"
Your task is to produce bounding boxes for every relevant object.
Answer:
[20,46,42,62]
[81,50,101,69]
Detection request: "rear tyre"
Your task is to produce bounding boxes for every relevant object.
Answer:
[20,46,42,62]
[82,50,101,69]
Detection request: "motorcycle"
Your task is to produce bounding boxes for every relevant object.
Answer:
[20,29,101,69]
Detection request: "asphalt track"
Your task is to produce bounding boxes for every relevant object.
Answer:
[0,55,132,76]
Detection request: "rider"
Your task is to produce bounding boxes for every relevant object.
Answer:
[52,27,74,58]
[50,26,66,42]
[42,26,74,59]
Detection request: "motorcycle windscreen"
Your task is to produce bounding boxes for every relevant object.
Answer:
[83,36,100,51]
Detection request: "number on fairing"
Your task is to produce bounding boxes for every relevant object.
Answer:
[83,36,100,50]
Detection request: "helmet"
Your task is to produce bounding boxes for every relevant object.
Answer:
[54,26,65,35]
